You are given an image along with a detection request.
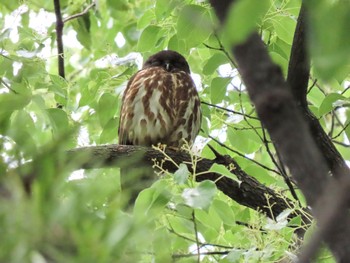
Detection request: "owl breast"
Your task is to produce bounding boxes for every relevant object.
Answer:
[119,67,201,147]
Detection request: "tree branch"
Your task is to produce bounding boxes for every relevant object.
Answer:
[59,144,308,224]
[209,0,350,261]
[287,3,309,109]
[207,134,280,175]
[63,2,96,24]
[53,0,65,79]
[53,0,96,79]
[286,1,349,178]
[201,101,259,120]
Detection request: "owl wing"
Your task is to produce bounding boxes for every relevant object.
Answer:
[118,67,177,146]
[168,71,202,147]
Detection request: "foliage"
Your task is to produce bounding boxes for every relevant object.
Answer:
[0,0,348,262]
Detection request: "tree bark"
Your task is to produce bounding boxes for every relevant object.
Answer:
[65,144,305,222]
[286,3,349,177]
[209,0,350,261]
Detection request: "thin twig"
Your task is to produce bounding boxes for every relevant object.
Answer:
[204,33,238,68]
[309,77,326,95]
[63,2,96,23]
[341,85,350,95]
[168,227,234,249]
[332,121,350,140]
[306,78,318,94]
[192,211,200,263]
[332,141,350,147]
[237,75,299,202]
[328,110,336,137]
[172,251,231,259]
[215,33,238,68]
[261,126,300,202]
[201,101,259,120]
[0,78,18,94]
[207,135,280,175]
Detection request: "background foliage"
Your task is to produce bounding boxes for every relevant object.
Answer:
[0,0,349,262]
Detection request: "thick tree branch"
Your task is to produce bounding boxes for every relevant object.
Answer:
[286,8,350,259]
[286,2,349,177]
[287,3,309,109]
[209,0,350,261]
[232,32,329,205]
[65,144,306,223]
[306,111,349,176]
[298,175,350,261]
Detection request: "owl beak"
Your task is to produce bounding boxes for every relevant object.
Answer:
[164,61,171,72]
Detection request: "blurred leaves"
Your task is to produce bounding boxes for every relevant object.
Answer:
[137,25,162,52]
[0,0,347,262]
[182,180,217,210]
[177,4,213,48]
[223,0,270,45]
[173,163,190,185]
[307,0,350,81]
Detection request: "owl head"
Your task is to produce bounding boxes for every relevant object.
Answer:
[143,50,191,74]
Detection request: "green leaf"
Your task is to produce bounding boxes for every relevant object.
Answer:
[72,14,92,50]
[225,250,244,262]
[288,215,301,228]
[107,0,129,11]
[318,93,345,116]
[210,77,231,104]
[227,127,261,153]
[98,93,118,127]
[137,25,162,52]
[100,118,118,144]
[137,9,155,29]
[345,112,350,140]
[182,180,217,210]
[270,51,288,76]
[50,74,68,87]
[308,1,350,80]
[308,86,326,108]
[208,163,240,183]
[173,163,189,185]
[168,34,187,55]
[203,53,229,75]
[8,110,37,156]
[134,180,171,216]
[223,0,270,44]
[79,80,98,107]
[177,5,212,48]
[48,74,68,100]
[244,165,277,185]
[212,200,236,226]
[155,0,179,20]
[273,15,296,45]
[46,108,69,136]
[0,93,31,112]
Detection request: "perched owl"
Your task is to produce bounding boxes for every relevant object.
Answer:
[118,50,202,205]
[118,50,201,148]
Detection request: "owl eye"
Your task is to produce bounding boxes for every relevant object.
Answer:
[151,60,161,66]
